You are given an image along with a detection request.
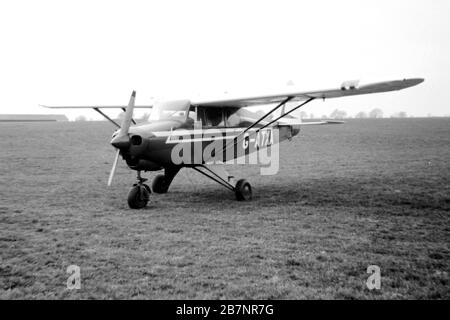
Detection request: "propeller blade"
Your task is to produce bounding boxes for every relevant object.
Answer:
[110,91,136,149]
[108,92,136,186]
[119,90,136,136]
[107,149,121,187]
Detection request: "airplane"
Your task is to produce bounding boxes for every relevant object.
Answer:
[42,78,424,209]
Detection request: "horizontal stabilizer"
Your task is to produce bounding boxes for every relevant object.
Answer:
[278,118,344,126]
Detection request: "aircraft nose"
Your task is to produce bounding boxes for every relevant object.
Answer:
[111,134,130,149]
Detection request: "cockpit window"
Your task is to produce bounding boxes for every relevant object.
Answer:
[226,108,242,127]
[204,108,224,126]
[149,100,191,122]
[197,107,243,127]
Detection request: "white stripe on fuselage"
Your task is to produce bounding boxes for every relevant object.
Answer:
[151,128,245,137]
[151,128,249,144]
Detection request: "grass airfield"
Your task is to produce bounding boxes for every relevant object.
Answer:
[0,118,449,299]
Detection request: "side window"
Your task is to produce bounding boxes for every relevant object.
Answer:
[226,109,241,127]
[188,110,196,121]
[204,108,224,127]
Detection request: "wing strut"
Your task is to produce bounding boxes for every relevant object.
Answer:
[239,96,294,136]
[203,96,294,163]
[192,165,235,192]
[93,106,137,128]
[259,97,315,131]
[93,108,121,128]
[204,96,315,164]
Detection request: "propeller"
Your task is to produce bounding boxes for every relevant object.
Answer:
[108,149,121,187]
[107,91,136,186]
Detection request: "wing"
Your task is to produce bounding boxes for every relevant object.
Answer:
[40,104,152,127]
[192,78,424,108]
[40,105,152,109]
[39,104,152,128]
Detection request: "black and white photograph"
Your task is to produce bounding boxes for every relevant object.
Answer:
[0,0,448,306]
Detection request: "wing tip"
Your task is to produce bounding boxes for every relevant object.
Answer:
[404,78,425,87]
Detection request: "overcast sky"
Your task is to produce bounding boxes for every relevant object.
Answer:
[0,0,448,120]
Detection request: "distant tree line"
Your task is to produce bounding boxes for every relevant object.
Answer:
[390,112,408,118]
[74,109,414,122]
[301,108,410,120]
[75,115,87,122]
[354,108,384,119]
[74,112,151,122]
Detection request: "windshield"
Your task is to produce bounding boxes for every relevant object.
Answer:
[149,100,191,122]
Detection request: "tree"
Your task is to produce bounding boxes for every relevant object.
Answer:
[310,113,315,119]
[391,112,407,118]
[369,108,383,118]
[75,115,87,122]
[329,109,347,119]
[299,111,308,119]
[355,111,368,119]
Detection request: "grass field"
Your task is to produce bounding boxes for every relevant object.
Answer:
[0,118,449,299]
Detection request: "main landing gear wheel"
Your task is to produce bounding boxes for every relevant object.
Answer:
[152,174,169,194]
[235,179,252,201]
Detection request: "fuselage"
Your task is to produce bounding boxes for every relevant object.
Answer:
[114,116,299,172]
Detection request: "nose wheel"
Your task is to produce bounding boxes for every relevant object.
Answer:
[127,171,150,209]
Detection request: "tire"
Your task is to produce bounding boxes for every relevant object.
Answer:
[127,185,150,209]
[235,179,252,201]
[152,174,169,194]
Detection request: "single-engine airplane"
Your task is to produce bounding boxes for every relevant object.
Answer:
[42,78,424,208]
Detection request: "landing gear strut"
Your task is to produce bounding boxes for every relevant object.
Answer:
[127,171,150,209]
[192,166,253,201]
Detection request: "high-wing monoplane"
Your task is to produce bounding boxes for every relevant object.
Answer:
[42,78,424,208]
